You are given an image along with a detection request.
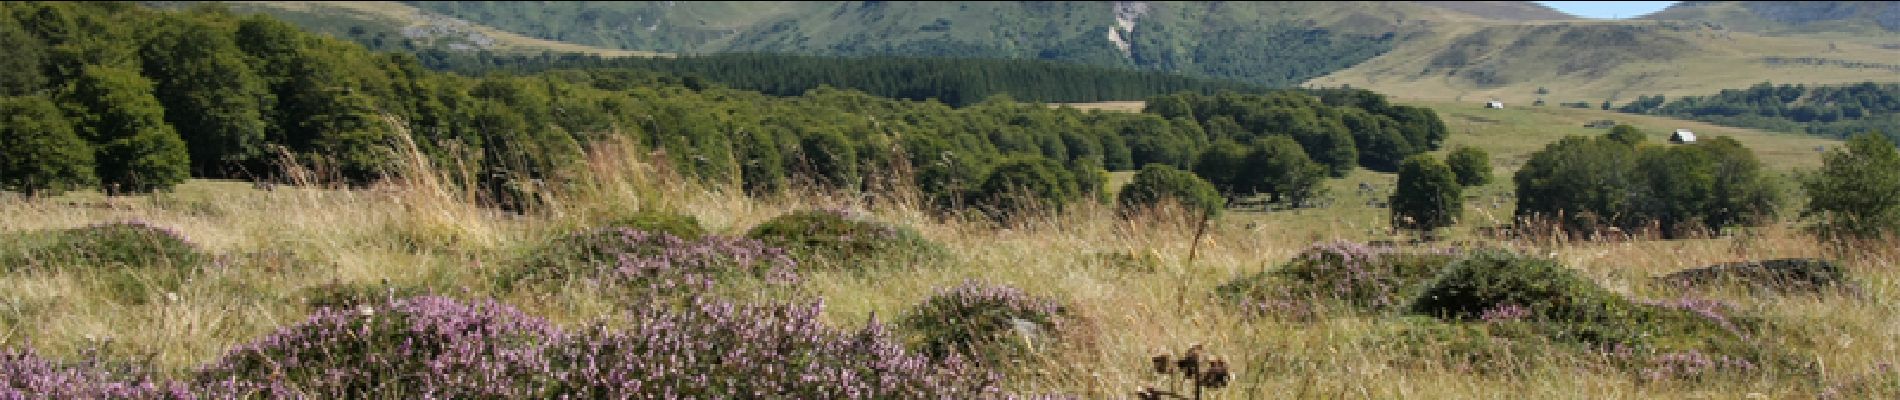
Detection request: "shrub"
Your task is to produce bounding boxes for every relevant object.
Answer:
[746,208,946,267]
[600,209,707,240]
[0,348,189,399]
[1404,249,1796,378]
[1802,132,1900,241]
[509,227,796,291]
[199,296,564,398]
[901,281,1070,364]
[549,296,1054,399]
[1445,146,1492,186]
[1218,241,1456,317]
[1117,163,1224,218]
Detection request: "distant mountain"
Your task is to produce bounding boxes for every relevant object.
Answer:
[391,1,1565,87]
[1411,1,1576,21]
[1643,1,1900,34]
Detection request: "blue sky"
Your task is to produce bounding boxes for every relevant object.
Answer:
[1534,1,1680,19]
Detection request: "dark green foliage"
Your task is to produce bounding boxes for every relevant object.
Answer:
[0,21,47,96]
[139,17,272,177]
[1247,136,1328,206]
[1409,251,1622,322]
[64,65,190,194]
[1190,139,1250,198]
[900,281,1069,364]
[1391,154,1463,232]
[1513,134,1777,237]
[601,210,707,240]
[745,209,945,267]
[1617,82,1900,144]
[0,96,95,196]
[1445,146,1492,186]
[971,156,1084,220]
[1802,133,1900,240]
[430,52,1273,107]
[795,129,860,191]
[1606,124,1645,145]
[1117,163,1223,217]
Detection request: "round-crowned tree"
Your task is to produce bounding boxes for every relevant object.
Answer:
[0,96,95,196]
[1117,163,1224,218]
[1445,146,1493,187]
[1391,154,1463,233]
[1803,133,1900,240]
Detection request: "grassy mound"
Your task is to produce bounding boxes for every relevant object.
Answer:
[901,280,1071,365]
[0,221,214,303]
[503,227,796,292]
[745,209,947,267]
[1402,249,1804,381]
[599,209,707,240]
[0,220,207,272]
[1217,241,1456,317]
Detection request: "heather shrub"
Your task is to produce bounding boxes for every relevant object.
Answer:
[295,280,429,310]
[504,227,797,291]
[198,296,563,398]
[546,296,1058,399]
[746,208,947,267]
[0,348,190,399]
[600,209,707,240]
[1217,241,1456,317]
[901,281,1071,365]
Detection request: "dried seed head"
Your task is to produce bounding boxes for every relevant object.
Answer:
[1152,354,1172,374]
[1199,358,1230,389]
[1136,387,1162,400]
[1177,344,1203,377]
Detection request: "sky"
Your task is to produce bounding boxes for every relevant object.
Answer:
[1534,1,1680,19]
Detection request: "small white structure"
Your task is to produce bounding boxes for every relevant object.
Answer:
[1669,129,1697,144]
[1485,100,1504,109]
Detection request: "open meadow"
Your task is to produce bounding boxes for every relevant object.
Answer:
[2,103,1895,398]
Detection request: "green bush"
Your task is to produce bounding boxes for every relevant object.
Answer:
[1391,154,1462,232]
[1445,146,1492,187]
[745,208,946,267]
[900,280,1070,364]
[1116,163,1224,218]
[1803,132,1900,241]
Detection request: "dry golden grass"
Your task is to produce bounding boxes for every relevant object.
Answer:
[0,117,1894,398]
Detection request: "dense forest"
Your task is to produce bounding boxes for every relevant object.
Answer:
[1617,82,1900,143]
[415,51,1272,107]
[0,2,1441,220]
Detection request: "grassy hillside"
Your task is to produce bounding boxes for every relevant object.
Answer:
[1311,19,1900,105]
[150,1,665,56]
[1643,1,1900,35]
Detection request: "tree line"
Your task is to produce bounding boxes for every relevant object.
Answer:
[1616,82,1900,143]
[0,2,1434,223]
[413,51,1275,107]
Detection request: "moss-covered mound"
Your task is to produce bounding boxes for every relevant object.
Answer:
[746,209,947,267]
